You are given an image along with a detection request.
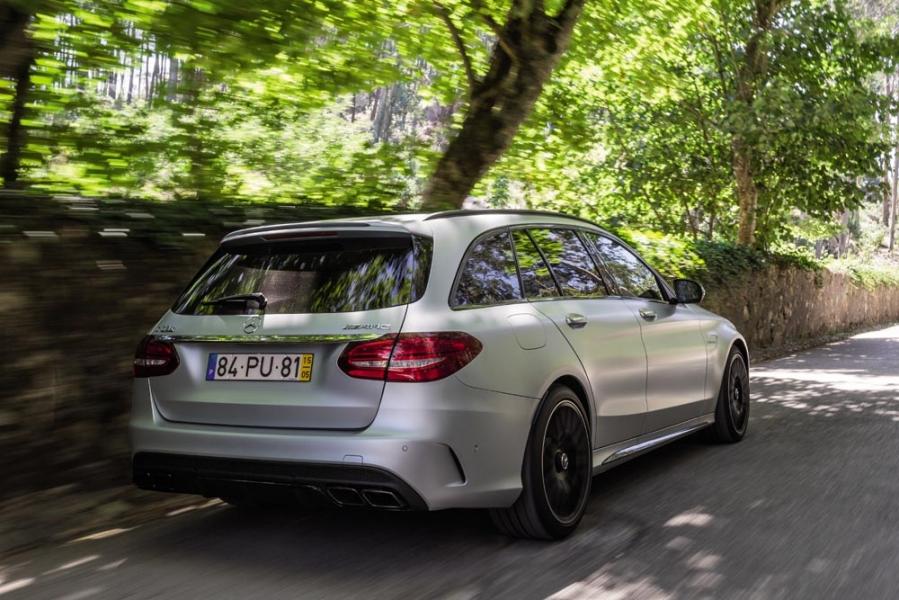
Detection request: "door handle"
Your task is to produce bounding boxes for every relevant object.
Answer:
[565,313,588,329]
[639,309,657,322]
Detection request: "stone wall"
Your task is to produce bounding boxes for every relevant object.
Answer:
[1,195,897,497]
[703,265,899,355]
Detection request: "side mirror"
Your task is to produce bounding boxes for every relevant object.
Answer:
[672,279,705,304]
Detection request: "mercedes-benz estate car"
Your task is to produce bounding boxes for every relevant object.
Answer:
[131,209,750,539]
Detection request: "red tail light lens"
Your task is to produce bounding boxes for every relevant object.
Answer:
[133,336,180,377]
[337,336,395,380]
[338,332,482,382]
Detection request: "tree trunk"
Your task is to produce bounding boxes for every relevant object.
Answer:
[1,39,34,189]
[372,85,394,143]
[126,53,135,103]
[883,78,894,226]
[167,57,179,101]
[837,210,850,258]
[733,138,758,246]
[0,6,32,79]
[884,154,892,226]
[149,51,161,106]
[421,0,585,210]
[729,0,784,246]
[890,143,898,252]
[108,69,117,100]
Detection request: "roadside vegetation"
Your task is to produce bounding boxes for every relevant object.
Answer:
[2,0,899,283]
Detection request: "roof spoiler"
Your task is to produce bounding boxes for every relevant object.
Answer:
[221,221,414,247]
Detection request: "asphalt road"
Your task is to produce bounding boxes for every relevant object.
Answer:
[3,325,899,600]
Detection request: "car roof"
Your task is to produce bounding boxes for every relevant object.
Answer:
[221,209,608,243]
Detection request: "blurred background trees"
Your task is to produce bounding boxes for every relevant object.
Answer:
[1,0,899,253]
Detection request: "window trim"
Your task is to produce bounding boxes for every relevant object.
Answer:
[448,223,675,310]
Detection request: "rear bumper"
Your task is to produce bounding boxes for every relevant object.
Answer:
[130,377,539,510]
[133,452,427,510]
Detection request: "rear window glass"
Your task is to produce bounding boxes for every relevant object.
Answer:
[452,230,522,307]
[511,229,560,299]
[174,235,431,315]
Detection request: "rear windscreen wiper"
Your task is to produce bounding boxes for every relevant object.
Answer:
[201,292,268,309]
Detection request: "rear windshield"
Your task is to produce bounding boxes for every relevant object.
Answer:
[173,235,432,315]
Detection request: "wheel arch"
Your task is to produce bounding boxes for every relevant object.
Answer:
[730,336,750,368]
[701,316,749,411]
[537,374,593,439]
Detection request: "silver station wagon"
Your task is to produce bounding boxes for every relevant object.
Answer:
[131,209,750,539]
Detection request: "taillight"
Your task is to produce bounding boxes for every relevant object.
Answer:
[338,332,482,383]
[133,335,180,377]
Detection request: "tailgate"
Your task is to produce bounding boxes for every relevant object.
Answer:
[149,309,406,429]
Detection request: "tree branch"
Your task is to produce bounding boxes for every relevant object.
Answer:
[553,0,584,28]
[436,6,478,94]
[466,0,518,61]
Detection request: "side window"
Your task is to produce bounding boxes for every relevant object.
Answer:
[527,228,607,298]
[452,230,523,307]
[587,234,664,301]
[511,229,560,299]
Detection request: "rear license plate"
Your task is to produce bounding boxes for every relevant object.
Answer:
[206,353,314,382]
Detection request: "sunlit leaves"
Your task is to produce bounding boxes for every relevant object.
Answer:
[484,0,890,245]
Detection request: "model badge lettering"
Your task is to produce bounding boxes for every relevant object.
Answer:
[343,323,392,330]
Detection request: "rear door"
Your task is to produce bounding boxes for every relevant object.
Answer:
[512,228,648,447]
[585,233,708,433]
[148,229,431,430]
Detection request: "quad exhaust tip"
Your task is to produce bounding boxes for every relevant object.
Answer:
[361,489,403,509]
[326,486,404,509]
[327,486,366,507]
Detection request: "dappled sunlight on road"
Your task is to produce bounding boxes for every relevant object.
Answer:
[549,571,674,599]
[752,326,899,420]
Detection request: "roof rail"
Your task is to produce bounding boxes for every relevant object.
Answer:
[423,209,601,228]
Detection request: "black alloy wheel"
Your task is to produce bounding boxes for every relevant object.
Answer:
[490,385,592,539]
[541,400,591,525]
[709,348,750,443]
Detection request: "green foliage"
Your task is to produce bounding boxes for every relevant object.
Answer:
[482,0,889,246]
[614,228,706,280]
[617,229,845,290]
[1,0,898,262]
[828,256,899,289]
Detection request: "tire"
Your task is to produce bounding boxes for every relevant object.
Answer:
[490,385,592,540]
[707,347,750,443]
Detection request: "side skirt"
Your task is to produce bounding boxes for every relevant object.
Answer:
[591,414,715,475]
